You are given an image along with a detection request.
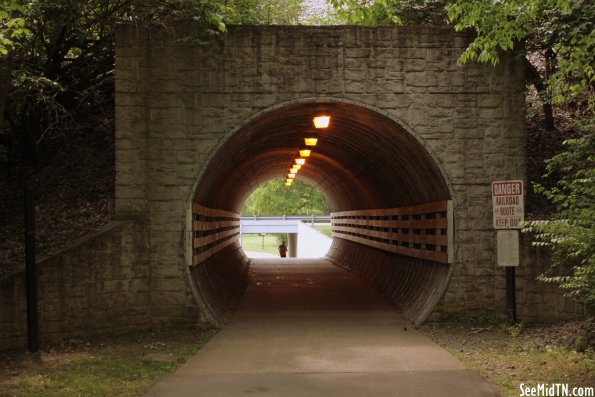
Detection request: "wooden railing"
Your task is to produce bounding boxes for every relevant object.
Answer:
[192,203,240,266]
[331,200,453,263]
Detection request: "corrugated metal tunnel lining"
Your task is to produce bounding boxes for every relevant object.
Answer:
[191,100,453,325]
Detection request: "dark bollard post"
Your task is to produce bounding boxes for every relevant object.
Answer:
[24,178,39,353]
[506,266,517,324]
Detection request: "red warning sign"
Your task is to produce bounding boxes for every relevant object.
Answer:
[492,180,524,229]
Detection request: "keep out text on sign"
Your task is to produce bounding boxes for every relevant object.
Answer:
[492,180,524,229]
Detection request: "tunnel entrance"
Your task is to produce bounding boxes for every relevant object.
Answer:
[115,24,528,328]
[188,99,454,326]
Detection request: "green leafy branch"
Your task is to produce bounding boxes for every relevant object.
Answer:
[524,130,595,310]
[0,1,30,56]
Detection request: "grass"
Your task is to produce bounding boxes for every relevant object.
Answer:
[2,320,591,397]
[421,321,594,397]
[240,233,285,255]
[473,344,593,396]
[312,224,332,238]
[0,328,217,397]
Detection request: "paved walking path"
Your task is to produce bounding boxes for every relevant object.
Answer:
[144,259,499,396]
[243,250,278,258]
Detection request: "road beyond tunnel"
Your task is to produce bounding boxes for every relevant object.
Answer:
[144,259,498,397]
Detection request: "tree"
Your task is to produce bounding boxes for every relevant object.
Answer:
[0,0,28,163]
[446,0,594,129]
[446,0,594,311]
[1,0,234,168]
[0,1,28,55]
[223,0,304,25]
[242,179,331,216]
[328,0,448,25]
[524,132,594,310]
[330,0,594,129]
[0,0,306,169]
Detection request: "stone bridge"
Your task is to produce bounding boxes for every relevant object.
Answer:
[1,25,581,349]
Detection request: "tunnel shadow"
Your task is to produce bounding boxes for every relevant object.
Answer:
[187,98,454,326]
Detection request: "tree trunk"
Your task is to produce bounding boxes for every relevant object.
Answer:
[0,59,11,166]
[525,57,555,130]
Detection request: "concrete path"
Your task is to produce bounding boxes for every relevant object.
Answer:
[243,250,279,259]
[144,259,499,396]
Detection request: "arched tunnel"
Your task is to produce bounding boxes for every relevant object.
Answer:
[189,99,454,326]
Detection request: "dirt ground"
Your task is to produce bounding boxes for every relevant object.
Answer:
[420,320,594,397]
[1,322,592,397]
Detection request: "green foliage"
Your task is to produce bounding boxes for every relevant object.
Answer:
[129,0,228,35]
[445,0,594,309]
[0,0,305,168]
[0,1,29,55]
[3,0,132,164]
[241,233,284,255]
[313,224,332,237]
[0,329,217,396]
[500,321,524,338]
[446,0,540,65]
[544,4,595,110]
[328,0,448,25]
[447,0,594,110]
[241,178,331,216]
[524,128,595,310]
[222,0,304,25]
[574,335,588,352]
[329,0,404,25]
[329,0,594,111]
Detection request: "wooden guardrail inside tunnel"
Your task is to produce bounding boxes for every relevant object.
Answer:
[331,200,454,264]
[192,203,241,265]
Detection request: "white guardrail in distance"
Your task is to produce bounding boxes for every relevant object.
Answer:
[240,215,331,224]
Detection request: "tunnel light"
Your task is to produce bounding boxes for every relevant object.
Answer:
[313,115,331,129]
[304,137,318,146]
[299,149,311,157]
[292,164,302,170]
[290,168,298,174]
[287,173,296,179]
[295,158,306,165]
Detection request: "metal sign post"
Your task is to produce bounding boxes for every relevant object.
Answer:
[497,229,520,323]
[24,179,39,353]
[506,267,517,323]
[492,180,524,324]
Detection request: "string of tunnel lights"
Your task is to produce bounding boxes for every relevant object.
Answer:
[285,113,331,187]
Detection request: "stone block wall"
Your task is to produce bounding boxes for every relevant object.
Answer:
[0,221,150,351]
[114,25,578,324]
[1,26,578,351]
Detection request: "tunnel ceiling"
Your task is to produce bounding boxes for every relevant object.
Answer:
[194,101,451,213]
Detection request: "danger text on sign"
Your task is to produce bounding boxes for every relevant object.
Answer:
[492,182,522,196]
[492,180,524,229]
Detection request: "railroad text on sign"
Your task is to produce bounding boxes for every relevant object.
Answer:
[492,180,524,229]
